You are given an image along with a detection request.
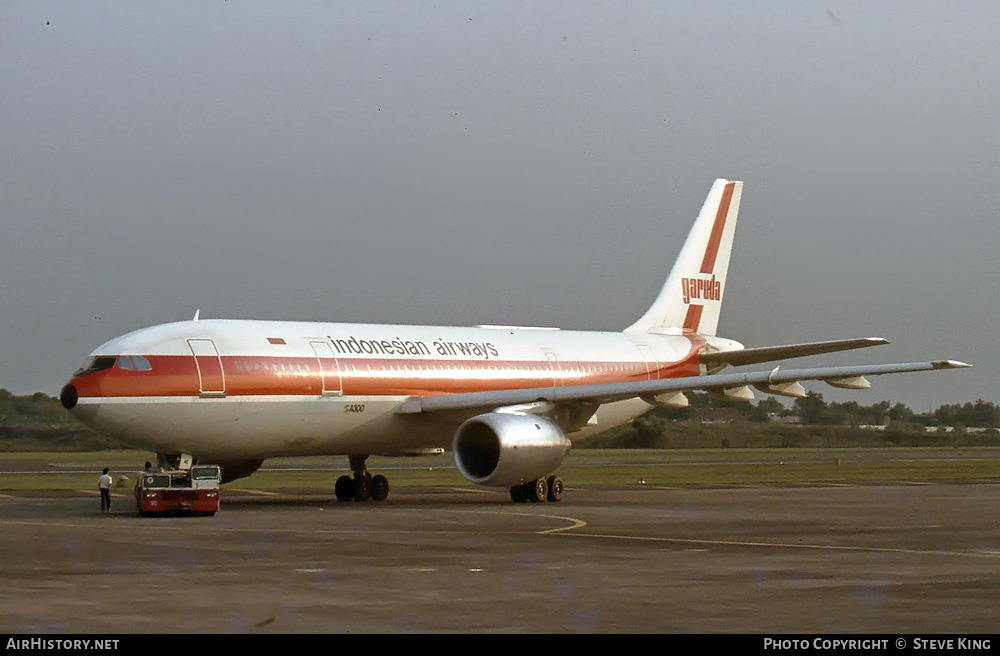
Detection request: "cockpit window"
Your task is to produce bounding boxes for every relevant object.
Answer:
[72,356,118,377]
[74,355,152,376]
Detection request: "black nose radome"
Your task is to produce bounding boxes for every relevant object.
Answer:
[60,384,78,410]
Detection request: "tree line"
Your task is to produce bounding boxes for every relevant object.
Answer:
[746,392,998,429]
[1,388,998,452]
[578,392,1000,449]
[2,388,998,429]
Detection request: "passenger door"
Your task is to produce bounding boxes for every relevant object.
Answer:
[636,343,660,380]
[187,339,225,397]
[310,340,343,396]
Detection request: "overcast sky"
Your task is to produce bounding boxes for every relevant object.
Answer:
[2,2,997,411]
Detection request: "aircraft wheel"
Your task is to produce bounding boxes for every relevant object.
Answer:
[546,476,564,502]
[370,474,389,502]
[528,477,548,503]
[510,484,528,503]
[335,475,354,501]
[353,474,371,501]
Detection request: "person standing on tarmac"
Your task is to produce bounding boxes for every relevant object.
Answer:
[98,468,112,513]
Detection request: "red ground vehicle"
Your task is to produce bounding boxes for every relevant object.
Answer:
[135,465,221,516]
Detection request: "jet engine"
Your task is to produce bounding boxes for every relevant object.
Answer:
[453,412,571,487]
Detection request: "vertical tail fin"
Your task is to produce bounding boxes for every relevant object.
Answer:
[624,179,743,336]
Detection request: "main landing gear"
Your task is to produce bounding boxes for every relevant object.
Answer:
[335,454,390,502]
[509,475,564,503]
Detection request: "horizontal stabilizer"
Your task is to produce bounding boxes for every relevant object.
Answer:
[700,337,888,368]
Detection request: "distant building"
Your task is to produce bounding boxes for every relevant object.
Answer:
[696,408,744,424]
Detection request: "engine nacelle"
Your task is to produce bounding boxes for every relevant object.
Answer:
[453,413,571,488]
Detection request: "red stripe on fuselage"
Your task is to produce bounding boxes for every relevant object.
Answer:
[699,181,736,274]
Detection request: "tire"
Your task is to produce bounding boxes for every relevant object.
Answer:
[335,475,354,501]
[528,477,548,503]
[510,484,527,503]
[370,474,389,502]
[546,476,564,502]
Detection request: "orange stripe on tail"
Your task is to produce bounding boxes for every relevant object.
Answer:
[699,181,736,274]
[682,304,704,333]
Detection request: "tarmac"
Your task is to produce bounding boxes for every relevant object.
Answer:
[1,481,999,633]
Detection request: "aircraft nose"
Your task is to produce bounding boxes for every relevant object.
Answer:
[60,384,78,410]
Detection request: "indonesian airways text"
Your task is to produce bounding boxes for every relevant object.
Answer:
[331,336,500,360]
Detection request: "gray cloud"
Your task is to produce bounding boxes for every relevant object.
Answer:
[1,2,995,410]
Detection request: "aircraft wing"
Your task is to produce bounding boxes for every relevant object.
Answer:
[699,337,888,368]
[395,360,970,420]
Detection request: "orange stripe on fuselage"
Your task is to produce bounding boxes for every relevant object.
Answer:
[699,181,736,274]
[69,351,705,399]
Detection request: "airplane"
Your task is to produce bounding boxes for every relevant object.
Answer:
[58,179,970,503]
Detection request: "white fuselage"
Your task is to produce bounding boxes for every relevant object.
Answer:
[64,319,727,460]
